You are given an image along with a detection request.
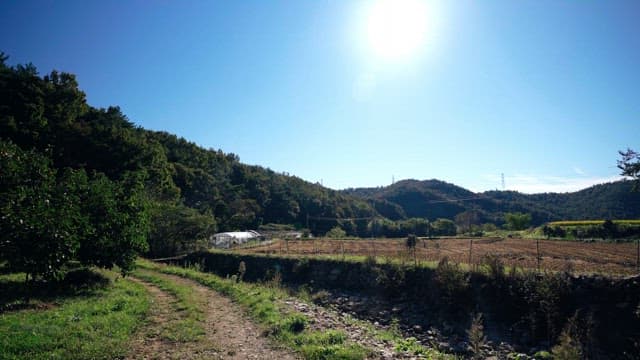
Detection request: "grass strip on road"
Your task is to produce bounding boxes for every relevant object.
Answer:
[0,270,150,360]
[131,268,205,342]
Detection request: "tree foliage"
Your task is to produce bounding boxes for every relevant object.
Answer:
[431,218,457,236]
[325,226,347,238]
[455,210,481,234]
[504,212,532,231]
[0,141,80,280]
[76,171,149,274]
[0,140,148,279]
[147,203,217,257]
[619,148,640,190]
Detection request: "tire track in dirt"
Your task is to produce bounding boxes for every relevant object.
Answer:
[127,277,201,360]
[128,273,299,360]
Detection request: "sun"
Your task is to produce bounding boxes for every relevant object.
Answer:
[364,0,434,63]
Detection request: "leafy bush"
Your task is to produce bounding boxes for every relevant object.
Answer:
[433,257,469,307]
[283,314,307,333]
[0,141,149,279]
[147,203,216,257]
[552,314,583,360]
[514,271,571,343]
[62,268,110,290]
[504,212,532,231]
[325,226,347,238]
[482,254,505,283]
[532,351,553,359]
[374,262,406,295]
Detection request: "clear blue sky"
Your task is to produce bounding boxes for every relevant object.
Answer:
[2,0,638,193]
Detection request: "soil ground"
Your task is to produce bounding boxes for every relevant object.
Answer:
[238,237,640,275]
[127,272,299,360]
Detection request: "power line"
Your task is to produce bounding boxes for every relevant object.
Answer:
[427,196,490,204]
[307,215,378,221]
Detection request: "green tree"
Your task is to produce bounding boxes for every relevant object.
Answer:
[618,148,640,190]
[0,140,84,280]
[147,203,217,257]
[77,171,150,275]
[0,140,152,278]
[504,212,532,231]
[398,218,431,237]
[325,226,347,238]
[431,218,456,236]
[455,210,481,234]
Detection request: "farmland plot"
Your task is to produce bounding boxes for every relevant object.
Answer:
[239,237,640,275]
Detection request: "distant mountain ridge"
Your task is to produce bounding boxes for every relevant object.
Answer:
[343,179,640,226]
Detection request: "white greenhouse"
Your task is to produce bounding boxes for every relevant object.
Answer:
[210,230,263,249]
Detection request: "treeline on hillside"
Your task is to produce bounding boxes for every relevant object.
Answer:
[344,179,640,227]
[368,218,457,237]
[0,54,379,259]
[543,220,640,241]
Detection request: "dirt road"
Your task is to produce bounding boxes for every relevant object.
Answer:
[127,272,298,360]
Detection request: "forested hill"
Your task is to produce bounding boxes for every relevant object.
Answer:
[0,57,375,257]
[343,179,640,226]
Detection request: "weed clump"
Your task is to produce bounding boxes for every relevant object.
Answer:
[237,261,246,282]
[374,262,406,296]
[552,313,582,360]
[265,269,282,289]
[482,254,505,283]
[466,313,487,359]
[283,313,307,333]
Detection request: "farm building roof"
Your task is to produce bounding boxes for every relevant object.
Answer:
[213,231,261,239]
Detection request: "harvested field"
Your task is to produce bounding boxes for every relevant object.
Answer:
[238,237,640,276]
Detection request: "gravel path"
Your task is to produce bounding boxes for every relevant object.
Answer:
[128,273,299,360]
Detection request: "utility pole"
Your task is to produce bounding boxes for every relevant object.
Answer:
[469,239,473,269]
[537,238,541,273]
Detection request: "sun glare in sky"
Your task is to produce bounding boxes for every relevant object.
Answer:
[363,0,436,63]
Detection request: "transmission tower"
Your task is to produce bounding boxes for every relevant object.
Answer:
[501,173,505,190]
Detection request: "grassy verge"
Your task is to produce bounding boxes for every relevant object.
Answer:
[131,268,205,342]
[137,259,368,360]
[335,311,457,360]
[0,270,150,360]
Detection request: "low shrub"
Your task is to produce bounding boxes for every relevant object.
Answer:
[284,314,307,333]
[433,257,469,309]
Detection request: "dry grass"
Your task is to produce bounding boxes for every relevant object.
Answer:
[238,237,639,276]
